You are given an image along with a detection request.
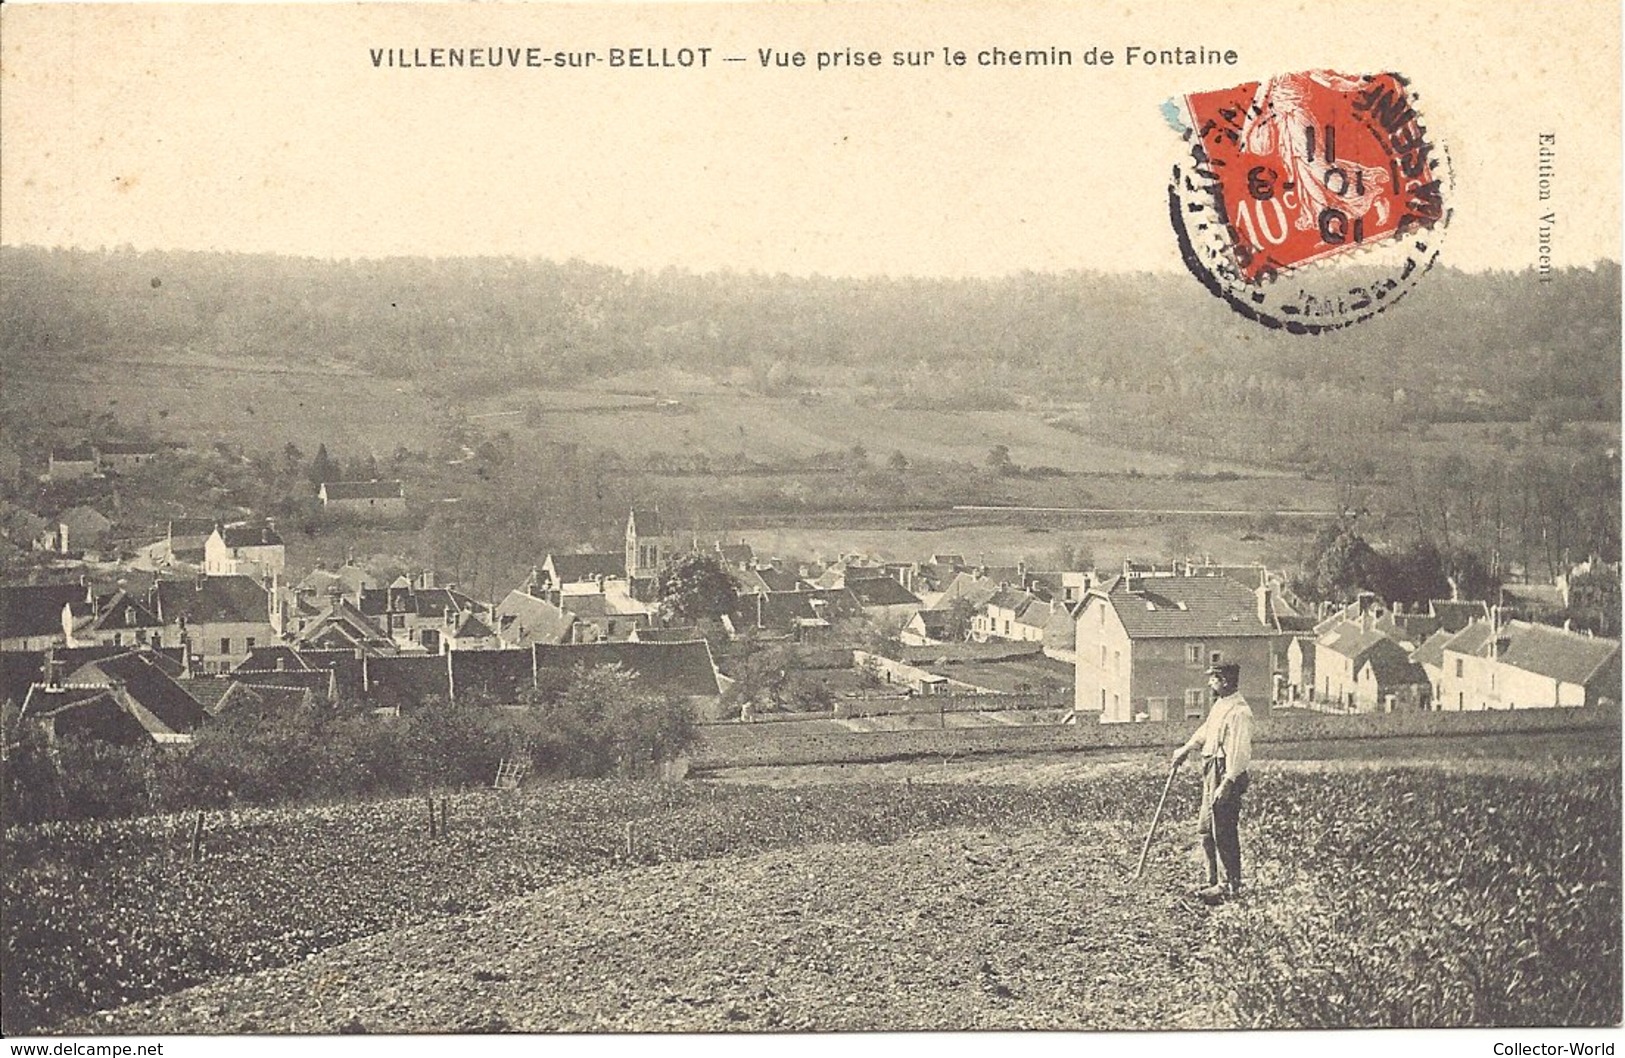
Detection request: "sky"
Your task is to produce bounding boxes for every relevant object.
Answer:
[1,1,1620,278]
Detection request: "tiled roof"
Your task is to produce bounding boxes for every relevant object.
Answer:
[727,591,824,632]
[847,578,921,609]
[235,645,313,672]
[4,646,179,707]
[1106,575,1275,639]
[1317,621,1393,662]
[73,651,206,734]
[97,442,157,456]
[633,626,707,643]
[154,576,270,625]
[1015,599,1060,629]
[1443,621,1493,656]
[36,692,154,745]
[58,506,112,533]
[21,682,114,719]
[1,583,88,639]
[909,609,955,633]
[716,542,755,567]
[932,573,1001,610]
[210,682,313,719]
[298,565,374,595]
[987,589,1037,615]
[168,517,220,538]
[1374,612,1441,645]
[87,591,163,632]
[495,589,575,646]
[533,640,720,698]
[452,613,496,640]
[547,552,627,583]
[731,569,774,595]
[1431,600,1490,633]
[296,599,393,650]
[1409,628,1454,669]
[755,567,804,593]
[1357,638,1429,689]
[51,445,97,463]
[412,588,479,619]
[1495,621,1620,686]
[217,523,285,548]
[321,480,404,501]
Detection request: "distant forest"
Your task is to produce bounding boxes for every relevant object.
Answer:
[1,247,1618,428]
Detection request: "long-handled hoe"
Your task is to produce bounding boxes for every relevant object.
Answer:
[1130,757,1181,881]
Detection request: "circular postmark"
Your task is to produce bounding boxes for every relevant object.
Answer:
[1167,71,1453,334]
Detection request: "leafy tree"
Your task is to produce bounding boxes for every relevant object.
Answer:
[1562,566,1621,637]
[1295,520,1389,603]
[654,551,738,624]
[986,444,1014,475]
[523,664,694,778]
[307,443,336,486]
[1380,540,1452,607]
[723,644,797,711]
[887,450,910,473]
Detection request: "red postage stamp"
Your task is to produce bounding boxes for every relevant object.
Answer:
[1169,70,1451,333]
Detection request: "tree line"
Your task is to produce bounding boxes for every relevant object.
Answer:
[2,247,1617,423]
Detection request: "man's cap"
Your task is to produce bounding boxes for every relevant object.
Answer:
[1206,661,1241,682]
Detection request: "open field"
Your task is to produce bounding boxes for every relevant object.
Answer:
[728,519,1297,571]
[1,349,442,457]
[6,725,1618,1035]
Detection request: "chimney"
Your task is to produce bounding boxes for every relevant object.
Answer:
[1255,583,1272,627]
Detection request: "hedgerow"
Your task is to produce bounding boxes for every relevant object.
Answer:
[1,665,695,823]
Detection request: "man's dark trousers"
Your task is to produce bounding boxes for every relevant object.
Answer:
[1198,756,1248,888]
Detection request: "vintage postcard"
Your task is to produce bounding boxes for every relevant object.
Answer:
[0,0,1619,1051]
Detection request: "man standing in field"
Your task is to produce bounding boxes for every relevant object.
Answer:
[1172,662,1254,905]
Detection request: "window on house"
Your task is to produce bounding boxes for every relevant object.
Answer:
[220,637,232,655]
[1100,645,1107,668]
[1185,688,1207,717]
[1210,650,1223,665]
[1113,650,1121,673]
[112,633,123,647]
[124,608,136,626]
[1186,643,1205,665]
[1455,659,1463,677]
[246,637,256,651]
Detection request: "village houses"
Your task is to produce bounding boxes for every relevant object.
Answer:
[1074,564,1277,723]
